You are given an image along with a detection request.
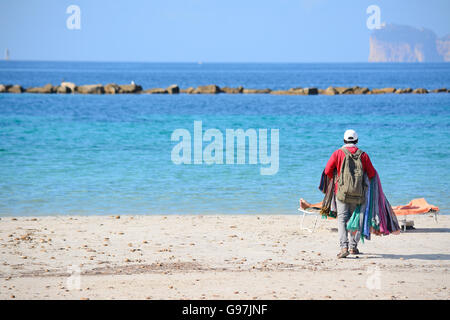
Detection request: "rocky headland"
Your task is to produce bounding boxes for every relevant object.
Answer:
[369,24,450,62]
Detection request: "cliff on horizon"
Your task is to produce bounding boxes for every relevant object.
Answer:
[369,24,450,62]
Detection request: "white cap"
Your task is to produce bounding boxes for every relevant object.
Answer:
[344,129,358,142]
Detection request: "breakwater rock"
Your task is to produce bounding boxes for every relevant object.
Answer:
[0,83,448,95]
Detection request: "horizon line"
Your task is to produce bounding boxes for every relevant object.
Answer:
[1,59,449,64]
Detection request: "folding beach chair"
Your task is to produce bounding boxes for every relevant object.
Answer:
[297,206,322,233]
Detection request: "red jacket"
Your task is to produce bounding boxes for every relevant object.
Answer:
[324,146,376,193]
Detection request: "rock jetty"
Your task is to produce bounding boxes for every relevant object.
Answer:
[0,83,448,95]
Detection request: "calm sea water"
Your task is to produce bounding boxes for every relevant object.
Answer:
[0,62,449,216]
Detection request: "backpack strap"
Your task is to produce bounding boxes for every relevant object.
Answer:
[341,147,351,155]
[341,147,363,157]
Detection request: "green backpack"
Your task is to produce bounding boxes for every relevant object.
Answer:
[337,147,365,204]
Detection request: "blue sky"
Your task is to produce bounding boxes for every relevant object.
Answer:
[0,0,449,62]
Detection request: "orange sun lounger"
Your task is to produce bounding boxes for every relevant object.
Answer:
[299,198,439,216]
[298,198,439,232]
[391,198,439,216]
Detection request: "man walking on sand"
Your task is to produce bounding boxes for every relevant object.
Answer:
[324,130,376,258]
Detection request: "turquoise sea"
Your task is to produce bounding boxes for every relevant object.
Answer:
[0,62,449,216]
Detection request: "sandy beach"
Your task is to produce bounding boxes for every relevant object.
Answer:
[0,214,449,300]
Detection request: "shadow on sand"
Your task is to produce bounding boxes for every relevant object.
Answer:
[404,227,450,233]
[361,253,450,261]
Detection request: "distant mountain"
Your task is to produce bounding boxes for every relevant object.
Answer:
[369,24,449,62]
[436,34,450,62]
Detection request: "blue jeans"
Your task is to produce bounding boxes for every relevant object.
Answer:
[336,199,360,249]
